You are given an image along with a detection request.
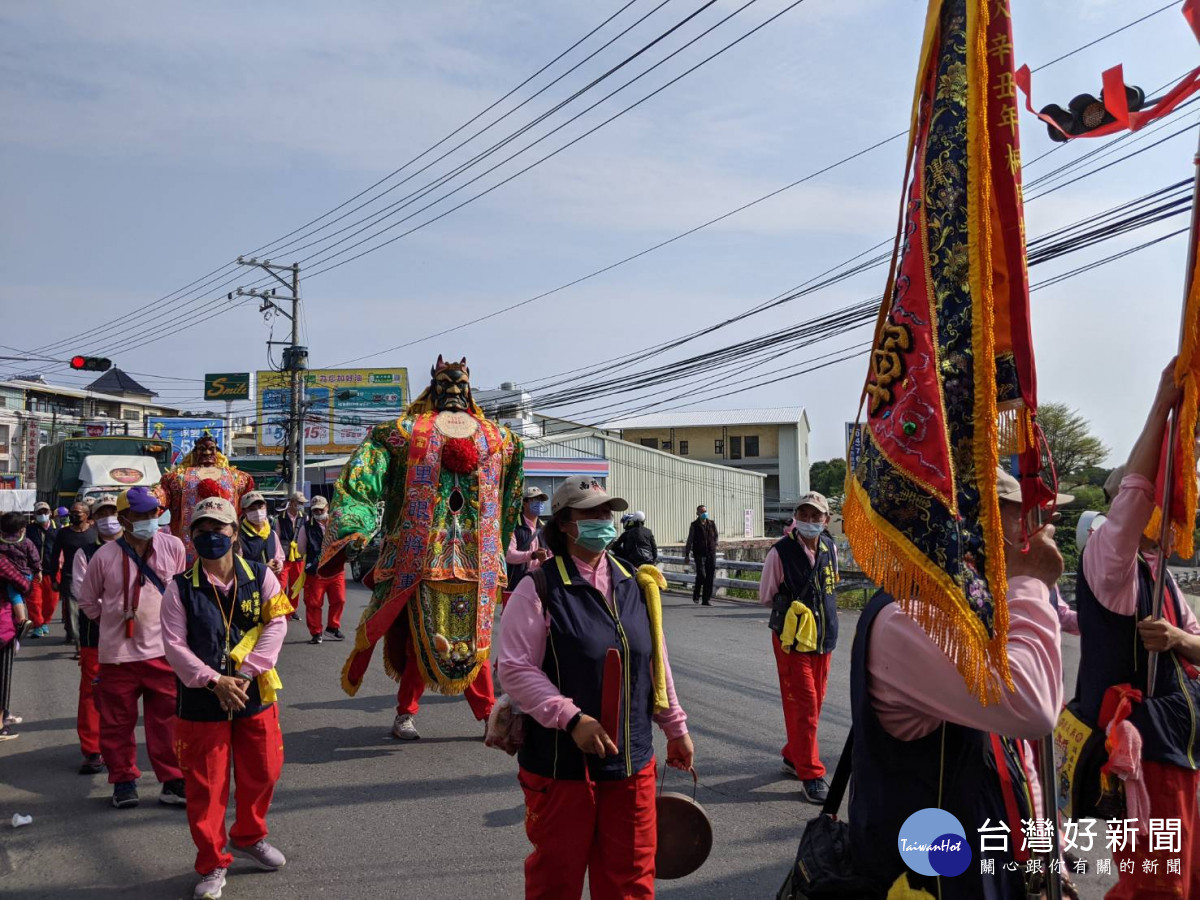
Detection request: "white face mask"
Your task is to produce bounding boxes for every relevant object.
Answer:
[247,508,268,525]
[794,521,825,540]
[313,511,328,521]
[96,516,122,537]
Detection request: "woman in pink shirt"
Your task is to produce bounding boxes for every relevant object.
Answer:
[497,478,692,900]
[160,495,291,900]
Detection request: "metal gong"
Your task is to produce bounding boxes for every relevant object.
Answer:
[655,766,713,880]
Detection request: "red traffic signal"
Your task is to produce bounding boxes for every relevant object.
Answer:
[69,355,112,372]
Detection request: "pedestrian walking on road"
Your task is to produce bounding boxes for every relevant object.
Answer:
[612,510,658,569]
[275,491,307,614]
[303,496,346,644]
[70,493,120,775]
[505,485,550,592]
[236,491,284,578]
[684,505,718,605]
[25,501,58,638]
[0,552,33,741]
[759,492,839,803]
[161,495,290,900]
[498,478,694,900]
[47,502,98,649]
[77,486,188,809]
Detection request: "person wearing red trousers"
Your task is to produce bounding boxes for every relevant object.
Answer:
[275,491,307,614]
[497,479,694,899]
[70,493,122,775]
[758,491,839,805]
[161,495,290,900]
[25,501,58,637]
[77,486,188,809]
[302,496,345,645]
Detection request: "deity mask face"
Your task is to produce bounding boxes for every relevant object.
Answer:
[431,356,472,412]
[195,438,218,466]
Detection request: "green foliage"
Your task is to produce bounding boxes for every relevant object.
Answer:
[1039,402,1109,485]
[810,458,848,499]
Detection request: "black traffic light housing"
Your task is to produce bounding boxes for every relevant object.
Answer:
[69,355,112,372]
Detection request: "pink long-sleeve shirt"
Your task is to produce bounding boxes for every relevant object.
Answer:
[1050,586,1079,636]
[505,514,546,567]
[160,565,287,688]
[77,532,188,665]
[758,541,816,607]
[497,553,689,741]
[1082,472,1200,633]
[71,536,121,599]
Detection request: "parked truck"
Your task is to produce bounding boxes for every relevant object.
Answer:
[36,436,173,508]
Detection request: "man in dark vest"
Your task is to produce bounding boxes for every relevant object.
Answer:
[25,501,58,638]
[684,504,718,605]
[759,492,838,802]
[160,495,290,900]
[1073,362,1200,898]
[303,496,345,645]
[275,491,307,614]
[848,468,1066,899]
[504,485,549,591]
[236,492,284,577]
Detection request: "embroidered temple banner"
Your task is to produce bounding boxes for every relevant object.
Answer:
[844,0,1043,704]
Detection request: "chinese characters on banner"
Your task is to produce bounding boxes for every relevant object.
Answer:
[975,816,1182,877]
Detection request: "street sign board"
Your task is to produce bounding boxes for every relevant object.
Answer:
[204,373,251,401]
[846,422,867,473]
[147,416,224,467]
[255,368,409,456]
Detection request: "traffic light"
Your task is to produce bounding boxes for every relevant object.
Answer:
[69,355,112,372]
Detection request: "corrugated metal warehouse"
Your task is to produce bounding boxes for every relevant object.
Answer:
[523,430,764,545]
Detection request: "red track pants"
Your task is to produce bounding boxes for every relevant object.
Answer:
[77,646,100,757]
[771,636,831,780]
[1108,760,1200,899]
[304,571,345,635]
[176,704,284,875]
[95,656,182,784]
[281,560,304,599]
[30,575,58,628]
[395,634,495,720]
[519,758,657,899]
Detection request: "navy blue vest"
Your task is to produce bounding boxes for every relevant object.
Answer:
[238,520,280,567]
[506,521,541,589]
[1072,552,1200,769]
[517,554,655,782]
[773,532,839,653]
[77,540,104,649]
[277,513,300,546]
[305,518,325,572]
[28,522,56,561]
[850,591,1032,899]
[173,559,270,722]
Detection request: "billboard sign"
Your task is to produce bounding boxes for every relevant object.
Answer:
[256,368,408,456]
[205,372,251,401]
[147,417,223,467]
[846,422,867,473]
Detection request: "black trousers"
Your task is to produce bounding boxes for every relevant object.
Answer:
[0,636,14,715]
[692,553,716,604]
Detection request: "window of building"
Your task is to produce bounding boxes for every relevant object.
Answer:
[745,435,760,457]
[122,409,142,422]
[714,439,724,456]
[639,437,658,449]
[661,441,672,452]
[679,440,689,456]
[729,436,742,460]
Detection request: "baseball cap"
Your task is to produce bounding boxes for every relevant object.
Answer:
[523,485,549,502]
[118,486,160,515]
[550,478,628,515]
[995,467,1074,506]
[191,496,237,527]
[288,490,307,503]
[33,501,51,513]
[240,491,266,511]
[93,494,119,512]
[795,492,830,515]
[310,495,329,509]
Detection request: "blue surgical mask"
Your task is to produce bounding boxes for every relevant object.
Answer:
[573,519,617,553]
[699,512,709,520]
[131,519,160,541]
[193,531,233,560]
[158,509,172,527]
[35,514,50,525]
[795,522,824,540]
[529,501,545,517]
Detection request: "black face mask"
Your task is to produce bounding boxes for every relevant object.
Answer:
[70,514,86,525]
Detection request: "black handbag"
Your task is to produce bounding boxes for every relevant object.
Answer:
[777,732,881,900]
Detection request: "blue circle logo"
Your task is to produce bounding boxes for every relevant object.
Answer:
[897,808,972,877]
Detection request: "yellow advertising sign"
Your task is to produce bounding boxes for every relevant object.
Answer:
[256,368,409,456]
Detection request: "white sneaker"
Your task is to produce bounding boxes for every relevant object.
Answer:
[391,713,420,741]
[194,867,227,900]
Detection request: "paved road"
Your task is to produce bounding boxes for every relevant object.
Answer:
[1,582,1114,898]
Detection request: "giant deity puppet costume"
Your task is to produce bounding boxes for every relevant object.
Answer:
[159,435,256,563]
[320,357,524,738]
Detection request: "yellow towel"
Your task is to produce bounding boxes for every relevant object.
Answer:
[887,874,936,899]
[287,540,302,563]
[227,593,292,703]
[780,601,817,654]
[634,565,670,713]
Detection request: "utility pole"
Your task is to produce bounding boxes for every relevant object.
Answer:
[234,258,305,496]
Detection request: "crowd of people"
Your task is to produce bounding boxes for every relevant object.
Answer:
[3,363,1198,899]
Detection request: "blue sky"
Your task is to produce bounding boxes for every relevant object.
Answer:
[1,0,1196,461]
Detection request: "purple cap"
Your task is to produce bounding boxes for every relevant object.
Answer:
[121,486,160,514]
